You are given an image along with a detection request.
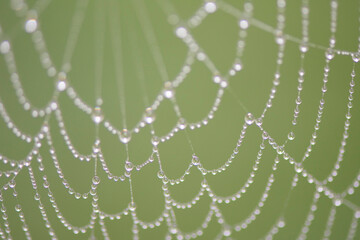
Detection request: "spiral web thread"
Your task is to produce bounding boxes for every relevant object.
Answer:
[0,0,359,239]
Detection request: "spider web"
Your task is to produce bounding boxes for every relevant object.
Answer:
[0,0,359,239]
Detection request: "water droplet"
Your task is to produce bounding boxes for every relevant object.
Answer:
[119,129,131,144]
[144,107,155,124]
[175,27,188,39]
[129,202,136,211]
[0,41,10,54]
[295,163,303,173]
[15,204,21,212]
[9,180,16,188]
[168,14,179,25]
[197,52,206,61]
[96,98,103,106]
[204,2,217,13]
[239,19,249,29]
[352,52,360,63]
[325,48,335,60]
[170,227,178,234]
[201,180,207,188]
[43,181,49,188]
[93,142,100,154]
[255,118,263,126]
[220,80,228,88]
[277,146,284,155]
[92,176,100,185]
[299,42,309,53]
[125,162,134,172]
[34,193,40,201]
[245,113,255,125]
[56,72,67,91]
[92,106,103,124]
[262,131,269,139]
[299,68,305,76]
[192,154,200,166]
[278,220,285,228]
[25,18,38,33]
[157,170,165,179]
[213,74,221,84]
[223,226,231,236]
[178,118,187,130]
[334,198,342,206]
[321,85,327,93]
[151,136,160,146]
[275,31,285,45]
[288,132,295,140]
[234,61,242,71]
[163,82,174,99]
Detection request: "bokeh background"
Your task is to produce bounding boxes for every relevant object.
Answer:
[0,0,359,239]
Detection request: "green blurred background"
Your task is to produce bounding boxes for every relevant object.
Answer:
[0,0,359,239]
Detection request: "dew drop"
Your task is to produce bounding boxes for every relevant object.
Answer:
[299,68,305,77]
[213,74,221,84]
[125,162,134,172]
[255,118,263,126]
[262,131,269,140]
[277,146,284,155]
[288,132,295,141]
[96,98,103,106]
[352,52,360,63]
[93,142,100,154]
[334,198,342,206]
[157,170,165,179]
[178,118,187,130]
[201,180,207,188]
[192,154,200,166]
[56,72,68,92]
[15,204,21,212]
[119,129,131,144]
[151,136,160,146]
[168,15,179,25]
[234,61,242,71]
[278,220,285,228]
[204,2,217,13]
[25,18,38,33]
[163,82,174,99]
[220,79,228,88]
[170,227,178,234]
[144,107,155,124]
[239,19,249,29]
[245,113,255,125]
[223,227,231,237]
[9,180,16,188]
[325,48,335,60]
[295,163,303,173]
[0,41,10,54]
[275,32,285,45]
[299,42,309,53]
[129,202,136,211]
[175,27,188,39]
[197,52,206,61]
[92,176,100,185]
[34,193,40,201]
[92,106,104,124]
